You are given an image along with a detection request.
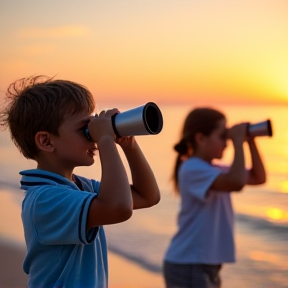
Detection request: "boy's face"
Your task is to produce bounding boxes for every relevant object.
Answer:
[50,112,97,169]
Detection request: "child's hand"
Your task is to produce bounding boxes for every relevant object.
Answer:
[227,123,249,143]
[88,108,119,143]
[246,123,256,142]
[115,136,136,150]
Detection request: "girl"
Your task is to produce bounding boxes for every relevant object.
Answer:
[163,107,266,288]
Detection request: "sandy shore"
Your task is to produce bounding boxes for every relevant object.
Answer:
[0,241,27,288]
[0,240,164,288]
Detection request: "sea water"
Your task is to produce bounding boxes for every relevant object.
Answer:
[0,103,287,287]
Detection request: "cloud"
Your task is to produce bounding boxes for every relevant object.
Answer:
[17,25,91,39]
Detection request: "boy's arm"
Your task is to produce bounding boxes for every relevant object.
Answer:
[86,111,133,230]
[246,138,266,185]
[118,137,161,209]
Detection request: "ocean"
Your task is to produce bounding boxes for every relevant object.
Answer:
[0,103,288,288]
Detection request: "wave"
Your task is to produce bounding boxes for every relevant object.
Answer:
[235,213,288,238]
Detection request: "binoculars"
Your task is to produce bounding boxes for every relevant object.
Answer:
[84,102,163,140]
[247,119,272,137]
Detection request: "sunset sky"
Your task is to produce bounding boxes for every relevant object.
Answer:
[0,0,288,105]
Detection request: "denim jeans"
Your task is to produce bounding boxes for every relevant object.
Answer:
[163,261,222,288]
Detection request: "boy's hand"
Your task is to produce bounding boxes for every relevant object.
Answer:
[116,136,136,150]
[88,108,119,143]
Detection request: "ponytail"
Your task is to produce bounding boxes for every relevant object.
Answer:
[173,139,191,193]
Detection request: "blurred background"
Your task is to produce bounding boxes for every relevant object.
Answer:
[0,0,288,287]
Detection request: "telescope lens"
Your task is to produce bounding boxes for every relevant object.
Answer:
[143,104,163,134]
[267,120,273,137]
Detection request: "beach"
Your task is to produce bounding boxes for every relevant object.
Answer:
[0,104,288,288]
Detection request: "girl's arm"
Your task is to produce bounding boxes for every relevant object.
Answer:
[246,138,266,185]
[117,137,161,209]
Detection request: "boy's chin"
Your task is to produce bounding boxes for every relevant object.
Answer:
[87,159,95,166]
[79,159,95,167]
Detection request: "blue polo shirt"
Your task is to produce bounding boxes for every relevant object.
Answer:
[20,169,108,288]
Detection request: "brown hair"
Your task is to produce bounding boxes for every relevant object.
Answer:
[0,75,95,160]
[173,107,225,192]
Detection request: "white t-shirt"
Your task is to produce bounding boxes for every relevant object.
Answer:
[164,157,235,264]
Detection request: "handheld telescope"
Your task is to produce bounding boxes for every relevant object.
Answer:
[84,102,163,140]
[247,119,273,137]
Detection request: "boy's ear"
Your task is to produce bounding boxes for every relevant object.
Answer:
[35,131,55,152]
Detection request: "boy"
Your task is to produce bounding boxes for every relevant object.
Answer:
[0,75,161,288]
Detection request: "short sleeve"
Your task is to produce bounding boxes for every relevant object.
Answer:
[31,186,97,245]
[178,158,222,201]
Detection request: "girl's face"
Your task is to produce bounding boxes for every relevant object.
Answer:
[196,118,227,162]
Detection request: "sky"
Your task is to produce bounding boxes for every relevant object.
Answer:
[0,0,288,106]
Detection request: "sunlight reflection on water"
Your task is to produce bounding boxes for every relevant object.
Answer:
[266,207,288,222]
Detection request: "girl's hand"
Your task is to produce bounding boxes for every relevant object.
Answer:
[227,123,249,143]
[246,123,256,142]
